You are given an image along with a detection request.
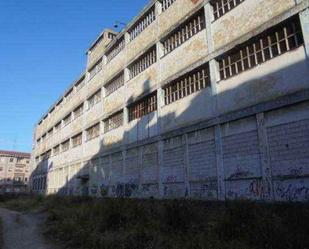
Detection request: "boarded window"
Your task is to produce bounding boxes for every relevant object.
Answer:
[72,133,83,147]
[86,123,100,141]
[106,36,125,63]
[163,10,205,55]
[212,0,245,20]
[89,58,103,80]
[129,6,156,41]
[164,64,210,105]
[62,140,70,152]
[128,92,157,121]
[129,46,157,79]
[162,0,177,11]
[73,103,84,119]
[88,89,101,109]
[104,111,123,133]
[218,16,304,81]
[105,72,125,96]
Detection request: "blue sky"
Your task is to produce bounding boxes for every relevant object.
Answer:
[0,0,149,153]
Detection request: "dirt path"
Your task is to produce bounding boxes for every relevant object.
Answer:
[0,208,58,249]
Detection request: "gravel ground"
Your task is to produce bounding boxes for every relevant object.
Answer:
[0,208,58,249]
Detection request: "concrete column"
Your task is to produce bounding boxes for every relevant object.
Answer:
[183,134,191,197]
[156,87,164,135]
[155,1,162,16]
[299,7,309,58]
[204,2,214,52]
[158,140,164,197]
[214,125,225,200]
[256,113,274,201]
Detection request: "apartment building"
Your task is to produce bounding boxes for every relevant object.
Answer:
[31,0,309,201]
[0,150,31,193]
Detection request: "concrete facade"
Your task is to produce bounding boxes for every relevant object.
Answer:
[0,150,31,193]
[31,0,309,201]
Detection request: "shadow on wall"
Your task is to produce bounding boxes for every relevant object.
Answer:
[31,45,309,201]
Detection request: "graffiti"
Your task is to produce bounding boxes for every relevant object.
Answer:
[289,167,303,177]
[276,183,309,201]
[110,183,139,198]
[249,179,271,198]
[228,167,251,180]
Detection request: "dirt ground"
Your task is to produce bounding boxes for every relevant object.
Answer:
[0,208,58,249]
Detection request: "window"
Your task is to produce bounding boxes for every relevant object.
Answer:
[212,0,245,20]
[42,134,46,142]
[129,6,156,41]
[65,88,74,101]
[47,128,53,137]
[54,122,61,132]
[128,92,157,121]
[63,113,72,126]
[105,72,125,96]
[88,90,101,109]
[75,76,86,91]
[9,158,14,163]
[106,36,125,63]
[53,145,60,156]
[104,111,123,133]
[73,104,84,119]
[86,123,100,141]
[163,10,205,55]
[89,58,103,80]
[108,32,116,39]
[45,150,52,159]
[61,140,70,152]
[218,17,304,81]
[129,46,157,79]
[162,0,177,11]
[36,138,40,145]
[164,64,210,105]
[72,133,83,147]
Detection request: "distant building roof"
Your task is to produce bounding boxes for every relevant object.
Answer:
[0,150,31,158]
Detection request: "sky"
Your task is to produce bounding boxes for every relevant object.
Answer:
[0,0,149,153]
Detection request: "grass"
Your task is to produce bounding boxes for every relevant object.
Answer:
[0,195,309,249]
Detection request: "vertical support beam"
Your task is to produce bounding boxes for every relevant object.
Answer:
[204,2,214,52]
[215,125,225,200]
[299,7,309,58]
[183,134,191,197]
[156,87,164,135]
[256,113,274,201]
[155,0,162,16]
[158,140,164,197]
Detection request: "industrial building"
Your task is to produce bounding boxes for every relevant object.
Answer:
[31,0,309,201]
[0,150,31,193]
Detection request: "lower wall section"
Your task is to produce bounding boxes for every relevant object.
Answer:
[33,100,309,202]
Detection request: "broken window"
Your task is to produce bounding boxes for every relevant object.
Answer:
[212,0,245,20]
[129,6,156,41]
[105,72,125,96]
[128,92,157,121]
[164,64,210,105]
[106,36,125,63]
[104,111,123,133]
[162,0,177,11]
[86,123,100,141]
[129,46,157,79]
[89,58,103,80]
[162,9,205,55]
[218,16,304,81]
[72,133,83,147]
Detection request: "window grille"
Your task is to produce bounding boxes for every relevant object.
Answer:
[86,123,100,141]
[105,72,125,96]
[61,140,70,152]
[129,6,156,41]
[88,89,101,109]
[163,10,205,55]
[128,92,157,121]
[89,58,103,80]
[104,111,123,133]
[72,133,83,147]
[162,0,177,11]
[63,113,72,126]
[106,37,125,63]
[164,64,210,105]
[129,46,157,79]
[212,0,245,20]
[218,17,304,81]
[73,104,84,119]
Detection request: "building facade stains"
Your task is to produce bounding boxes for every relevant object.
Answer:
[31,0,309,201]
[0,150,31,193]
